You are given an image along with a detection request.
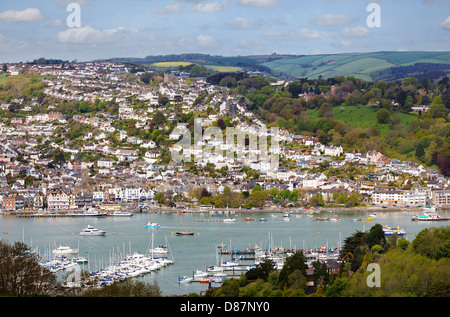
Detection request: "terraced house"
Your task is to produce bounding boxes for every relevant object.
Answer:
[47,188,69,211]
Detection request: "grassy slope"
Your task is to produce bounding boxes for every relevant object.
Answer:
[308,104,417,136]
[263,51,450,80]
[151,61,242,72]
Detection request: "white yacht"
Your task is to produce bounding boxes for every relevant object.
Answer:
[149,246,168,255]
[110,211,133,217]
[79,225,106,236]
[52,246,79,255]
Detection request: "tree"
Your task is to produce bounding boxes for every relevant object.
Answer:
[189,65,208,77]
[0,241,57,296]
[412,227,450,259]
[434,241,450,260]
[429,96,446,119]
[219,76,237,88]
[82,278,161,297]
[415,143,425,162]
[364,224,386,249]
[153,110,166,125]
[140,72,154,84]
[158,95,169,107]
[376,108,390,123]
[313,261,330,286]
[309,192,325,206]
[249,189,269,207]
[278,252,308,289]
[154,192,166,205]
[245,258,276,281]
[324,277,349,297]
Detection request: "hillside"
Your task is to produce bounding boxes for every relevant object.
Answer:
[262,51,450,82]
[110,51,450,82]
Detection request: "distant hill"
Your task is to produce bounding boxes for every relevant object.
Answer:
[108,51,450,83]
[262,51,450,82]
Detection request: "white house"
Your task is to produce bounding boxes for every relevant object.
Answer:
[324,145,343,157]
[97,158,114,168]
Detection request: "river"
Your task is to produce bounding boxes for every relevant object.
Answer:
[1,209,449,296]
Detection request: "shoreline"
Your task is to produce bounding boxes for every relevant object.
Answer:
[3,205,446,217]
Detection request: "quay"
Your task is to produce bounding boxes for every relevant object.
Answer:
[10,212,74,218]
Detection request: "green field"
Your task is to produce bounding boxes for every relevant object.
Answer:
[151,61,242,73]
[151,61,193,68]
[309,105,417,136]
[204,65,243,72]
[263,51,450,81]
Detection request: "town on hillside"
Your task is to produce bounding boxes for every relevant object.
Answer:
[0,61,449,213]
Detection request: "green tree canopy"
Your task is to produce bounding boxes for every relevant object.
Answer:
[376,108,390,123]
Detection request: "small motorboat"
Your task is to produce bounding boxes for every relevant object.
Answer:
[194,270,208,280]
[176,230,194,236]
[144,222,161,228]
[383,226,406,236]
[179,276,193,283]
[207,265,224,272]
[74,257,88,264]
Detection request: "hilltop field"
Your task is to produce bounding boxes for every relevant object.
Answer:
[262,51,450,82]
[308,104,418,136]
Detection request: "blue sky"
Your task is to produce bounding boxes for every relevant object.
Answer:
[0,0,450,62]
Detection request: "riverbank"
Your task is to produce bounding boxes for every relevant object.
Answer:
[3,205,440,217]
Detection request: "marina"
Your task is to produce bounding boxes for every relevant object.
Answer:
[1,209,449,296]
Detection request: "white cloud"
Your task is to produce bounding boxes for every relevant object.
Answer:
[155,4,182,15]
[228,17,254,29]
[333,39,355,49]
[53,0,91,7]
[298,28,330,40]
[48,19,65,28]
[196,34,216,46]
[57,25,138,44]
[192,1,224,12]
[239,0,277,7]
[0,8,45,23]
[341,26,371,38]
[440,16,450,30]
[310,14,356,26]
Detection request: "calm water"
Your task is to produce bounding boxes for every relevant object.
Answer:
[1,209,449,296]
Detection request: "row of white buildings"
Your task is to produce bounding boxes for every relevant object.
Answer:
[371,187,428,206]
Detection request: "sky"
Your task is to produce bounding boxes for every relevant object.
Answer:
[0,0,450,63]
